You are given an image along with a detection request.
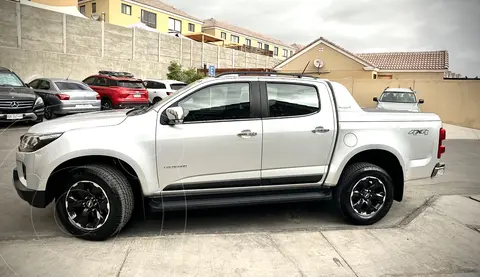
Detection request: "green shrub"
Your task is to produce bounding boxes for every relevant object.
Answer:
[166,61,204,84]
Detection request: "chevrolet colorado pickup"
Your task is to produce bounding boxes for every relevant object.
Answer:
[12,72,446,241]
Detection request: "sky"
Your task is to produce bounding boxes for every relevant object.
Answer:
[169,0,480,77]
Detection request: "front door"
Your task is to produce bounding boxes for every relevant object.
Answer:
[261,81,336,185]
[156,81,263,191]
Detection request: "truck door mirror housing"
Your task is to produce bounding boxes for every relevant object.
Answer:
[373,97,378,102]
[166,107,188,124]
[418,99,424,104]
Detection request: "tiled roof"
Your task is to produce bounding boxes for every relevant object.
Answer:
[291,43,305,51]
[202,18,292,48]
[134,0,203,22]
[357,51,449,70]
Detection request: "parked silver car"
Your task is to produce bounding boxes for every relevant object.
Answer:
[373,87,424,112]
[28,78,101,119]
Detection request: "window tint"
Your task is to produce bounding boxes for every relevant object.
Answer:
[178,82,251,123]
[38,80,51,90]
[28,79,40,89]
[83,77,96,85]
[155,82,166,89]
[55,82,89,91]
[266,83,319,118]
[118,81,144,89]
[96,77,108,86]
[170,83,187,90]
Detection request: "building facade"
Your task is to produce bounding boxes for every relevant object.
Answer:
[77,0,203,35]
[274,37,449,80]
[202,18,295,60]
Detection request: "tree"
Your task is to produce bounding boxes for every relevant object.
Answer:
[166,61,204,84]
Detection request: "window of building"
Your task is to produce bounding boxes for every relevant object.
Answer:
[264,44,270,51]
[168,18,182,33]
[274,47,278,56]
[266,83,320,118]
[79,5,85,15]
[178,82,251,123]
[92,3,96,13]
[231,35,239,43]
[257,42,262,49]
[283,49,288,57]
[141,10,157,29]
[121,3,131,15]
[290,50,293,56]
[188,23,195,32]
[245,38,251,46]
[378,74,393,79]
[221,32,227,39]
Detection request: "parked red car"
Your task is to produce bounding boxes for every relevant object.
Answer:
[82,71,149,110]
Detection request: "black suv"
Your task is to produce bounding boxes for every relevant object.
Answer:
[0,67,44,124]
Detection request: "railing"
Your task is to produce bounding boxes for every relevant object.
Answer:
[225,45,274,57]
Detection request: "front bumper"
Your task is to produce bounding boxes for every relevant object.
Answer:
[13,168,50,208]
[431,162,446,178]
[0,111,43,123]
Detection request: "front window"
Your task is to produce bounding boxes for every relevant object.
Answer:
[221,32,226,39]
[274,47,278,56]
[283,49,288,57]
[168,18,182,33]
[141,10,157,29]
[245,39,251,46]
[0,72,24,87]
[379,92,417,103]
[178,82,251,123]
[231,35,239,43]
[170,83,187,90]
[92,3,96,13]
[55,81,90,91]
[257,42,262,48]
[266,83,320,118]
[264,44,270,51]
[188,23,195,32]
[79,5,86,15]
[121,4,131,15]
[118,80,145,89]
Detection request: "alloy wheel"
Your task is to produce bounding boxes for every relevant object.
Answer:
[349,176,386,219]
[65,181,111,231]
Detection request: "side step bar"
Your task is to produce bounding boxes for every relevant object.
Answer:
[147,189,332,212]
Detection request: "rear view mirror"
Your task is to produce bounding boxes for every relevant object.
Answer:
[418,99,424,104]
[373,97,378,102]
[166,107,188,124]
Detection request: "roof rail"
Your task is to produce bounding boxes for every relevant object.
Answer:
[98,70,135,78]
[215,71,318,79]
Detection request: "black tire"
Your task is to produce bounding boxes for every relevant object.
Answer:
[333,162,394,225]
[55,164,134,241]
[152,97,162,104]
[44,106,54,120]
[101,98,113,110]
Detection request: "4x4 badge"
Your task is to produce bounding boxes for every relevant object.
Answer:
[408,129,429,135]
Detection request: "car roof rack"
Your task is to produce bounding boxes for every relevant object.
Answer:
[215,71,318,79]
[98,70,135,78]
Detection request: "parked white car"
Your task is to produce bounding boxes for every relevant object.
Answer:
[373,87,424,112]
[143,79,187,104]
[13,73,446,241]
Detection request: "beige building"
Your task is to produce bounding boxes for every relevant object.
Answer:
[202,18,295,60]
[274,37,449,80]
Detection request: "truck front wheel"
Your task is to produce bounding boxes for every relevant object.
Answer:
[334,162,394,225]
[54,164,134,241]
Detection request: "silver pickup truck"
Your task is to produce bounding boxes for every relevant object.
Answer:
[12,72,446,241]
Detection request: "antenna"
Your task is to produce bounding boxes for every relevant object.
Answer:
[66,66,73,80]
[301,61,310,75]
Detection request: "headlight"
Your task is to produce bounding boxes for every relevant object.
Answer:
[19,133,63,152]
[34,97,44,106]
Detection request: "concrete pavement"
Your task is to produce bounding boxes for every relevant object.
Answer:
[0,194,479,277]
[443,124,480,140]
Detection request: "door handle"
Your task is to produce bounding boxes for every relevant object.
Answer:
[237,129,257,138]
[312,126,330,134]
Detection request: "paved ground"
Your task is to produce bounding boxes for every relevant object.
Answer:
[0,123,479,276]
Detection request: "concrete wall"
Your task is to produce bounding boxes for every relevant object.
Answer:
[0,1,281,81]
[331,78,480,130]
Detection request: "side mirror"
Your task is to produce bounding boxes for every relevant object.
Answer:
[373,97,378,102]
[166,106,188,124]
[418,99,424,104]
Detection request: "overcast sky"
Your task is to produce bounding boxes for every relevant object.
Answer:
[170,0,480,77]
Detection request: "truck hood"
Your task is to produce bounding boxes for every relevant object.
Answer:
[28,109,129,134]
[376,102,419,111]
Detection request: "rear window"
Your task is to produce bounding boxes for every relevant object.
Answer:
[118,81,145,89]
[55,82,89,91]
[170,83,187,90]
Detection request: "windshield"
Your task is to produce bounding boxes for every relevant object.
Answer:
[379,91,417,103]
[171,83,187,90]
[118,81,145,89]
[0,72,24,87]
[55,81,90,91]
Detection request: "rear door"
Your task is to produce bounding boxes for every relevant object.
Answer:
[260,81,336,185]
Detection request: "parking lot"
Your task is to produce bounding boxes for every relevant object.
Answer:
[1,123,479,240]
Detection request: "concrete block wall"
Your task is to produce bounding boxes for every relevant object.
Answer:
[0,1,282,81]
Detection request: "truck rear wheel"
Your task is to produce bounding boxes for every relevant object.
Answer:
[334,162,394,225]
[54,164,134,241]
